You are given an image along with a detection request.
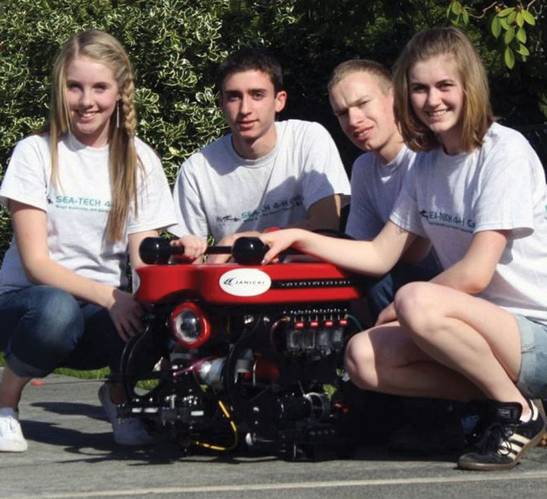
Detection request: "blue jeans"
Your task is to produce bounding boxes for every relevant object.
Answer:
[0,285,125,378]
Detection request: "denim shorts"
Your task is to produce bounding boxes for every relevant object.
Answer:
[515,314,547,398]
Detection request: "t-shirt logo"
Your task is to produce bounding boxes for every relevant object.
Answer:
[420,210,475,232]
[216,195,303,226]
[53,195,111,213]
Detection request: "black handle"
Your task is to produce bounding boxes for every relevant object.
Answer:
[139,236,279,265]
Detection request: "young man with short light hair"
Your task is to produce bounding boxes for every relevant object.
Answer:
[328,60,460,454]
[329,59,439,320]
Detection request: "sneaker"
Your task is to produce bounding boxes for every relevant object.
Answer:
[0,408,28,452]
[98,384,155,446]
[458,400,545,471]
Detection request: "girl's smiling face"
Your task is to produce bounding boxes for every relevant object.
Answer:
[65,56,120,148]
[409,53,465,154]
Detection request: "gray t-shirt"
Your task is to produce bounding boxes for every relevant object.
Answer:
[346,145,417,240]
[0,133,177,293]
[391,122,547,324]
[171,119,351,242]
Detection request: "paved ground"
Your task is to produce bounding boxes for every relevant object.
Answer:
[2,370,547,498]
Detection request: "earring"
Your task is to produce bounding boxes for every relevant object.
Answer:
[116,101,120,129]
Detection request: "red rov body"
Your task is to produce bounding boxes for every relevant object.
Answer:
[120,238,365,459]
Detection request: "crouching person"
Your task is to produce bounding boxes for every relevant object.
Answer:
[259,27,547,470]
[0,30,184,451]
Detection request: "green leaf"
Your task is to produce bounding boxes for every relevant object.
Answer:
[516,11,524,28]
[504,26,515,45]
[507,10,517,25]
[517,43,530,56]
[499,17,510,30]
[491,16,502,38]
[497,7,514,18]
[452,1,462,15]
[462,8,469,25]
[522,9,536,26]
[504,46,515,69]
[516,27,526,43]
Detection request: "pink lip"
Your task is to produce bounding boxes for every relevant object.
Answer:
[354,126,374,140]
[76,111,97,122]
[238,121,255,129]
[425,109,449,119]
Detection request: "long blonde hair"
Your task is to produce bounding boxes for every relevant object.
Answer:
[393,27,493,152]
[49,30,139,241]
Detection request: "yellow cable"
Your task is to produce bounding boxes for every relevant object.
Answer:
[192,399,239,451]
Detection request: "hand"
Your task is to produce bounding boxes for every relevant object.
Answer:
[107,289,144,342]
[260,229,301,264]
[375,302,397,326]
[207,231,261,264]
[170,235,208,263]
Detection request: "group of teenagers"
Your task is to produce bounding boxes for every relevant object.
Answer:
[0,25,546,472]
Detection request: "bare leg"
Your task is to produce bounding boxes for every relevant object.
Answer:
[346,282,530,417]
[345,322,482,400]
[397,282,528,413]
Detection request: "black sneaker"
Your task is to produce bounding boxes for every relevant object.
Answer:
[458,400,545,471]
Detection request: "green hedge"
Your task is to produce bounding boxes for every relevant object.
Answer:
[1,0,545,255]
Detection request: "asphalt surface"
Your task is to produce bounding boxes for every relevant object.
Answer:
[2,369,547,498]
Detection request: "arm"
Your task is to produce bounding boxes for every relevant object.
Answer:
[292,194,346,232]
[12,201,142,341]
[261,220,416,276]
[377,230,507,326]
[298,122,350,232]
[13,201,118,307]
[431,230,508,294]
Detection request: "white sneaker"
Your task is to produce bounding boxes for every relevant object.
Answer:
[98,384,155,446]
[0,408,28,452]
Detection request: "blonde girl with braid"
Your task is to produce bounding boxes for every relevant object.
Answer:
[0,30,206,452]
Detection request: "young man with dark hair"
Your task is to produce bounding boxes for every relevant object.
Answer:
[171,48,350,249]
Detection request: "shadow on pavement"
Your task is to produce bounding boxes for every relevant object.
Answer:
[22,400,458,468]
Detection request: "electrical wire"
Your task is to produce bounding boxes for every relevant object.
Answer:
[191,399,238,451]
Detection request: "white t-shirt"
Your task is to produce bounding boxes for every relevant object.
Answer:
[391,122,547,324]
[346,145,417,240]
[171,119,351,241]
[0,133,177,294]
